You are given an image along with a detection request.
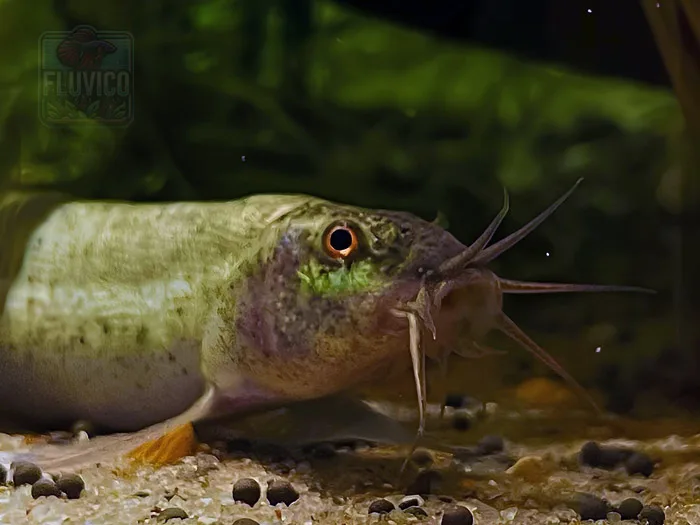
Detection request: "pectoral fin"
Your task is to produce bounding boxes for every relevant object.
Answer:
[9,391,414,472]
[12,386,217,472]
[126,422,199,466]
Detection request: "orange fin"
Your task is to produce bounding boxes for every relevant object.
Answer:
[126,422,199,466]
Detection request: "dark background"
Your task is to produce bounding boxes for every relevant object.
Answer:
[334,0,670,88]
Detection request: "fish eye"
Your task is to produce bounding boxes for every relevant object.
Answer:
[322,224,359,259]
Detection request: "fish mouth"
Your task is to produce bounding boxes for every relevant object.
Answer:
[389,178,655,471]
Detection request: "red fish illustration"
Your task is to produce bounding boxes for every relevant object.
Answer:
[56,26,117,70]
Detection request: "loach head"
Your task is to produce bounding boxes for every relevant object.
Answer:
[232,180,653,456]
[232,196,474,398]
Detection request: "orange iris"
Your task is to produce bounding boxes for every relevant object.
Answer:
[323,225,359,259]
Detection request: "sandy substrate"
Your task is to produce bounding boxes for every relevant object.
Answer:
[3,406,700,524]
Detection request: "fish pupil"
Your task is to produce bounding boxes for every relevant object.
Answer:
[329,228,353,251]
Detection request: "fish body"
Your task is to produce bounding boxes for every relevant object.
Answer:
[56,26,117,70]
[0,194,464,432]
[0,182,651,467]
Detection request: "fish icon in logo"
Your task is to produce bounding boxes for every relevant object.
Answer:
[56,26,117,70]
[39,25,133,126]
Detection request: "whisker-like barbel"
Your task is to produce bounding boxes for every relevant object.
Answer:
[392,308,428,473]
[0,185,652,474]
[438,188,510,275]
[498,277,656,295]
[430,178,655,426]
[496,311,602,414]
[469,177,583,268]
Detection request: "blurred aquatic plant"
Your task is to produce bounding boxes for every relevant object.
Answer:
[641,0,700,384]
[0,0,680,203]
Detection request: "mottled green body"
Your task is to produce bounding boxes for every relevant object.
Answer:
[0,182,628,441]
[0,192,464,433]
[0,195,316,430]
[0,180,650,474]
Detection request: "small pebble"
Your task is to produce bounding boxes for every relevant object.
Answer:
[232,520,259,525]
[606,446,633,461]
[0,464,6,485]
[11,461,42,486]
[407,468,443,495]
[579,441,601,466]
[616,498,643,519]
[578,441,632,469]
[157,507,189,522]
[71,420,95,437]
[411,448,434,467]
[232,478,261,507]
[639,505,665,525]
[506,455,554,483]
[195,453,220,474]
[368,498,395,514]
[445,394,481,410]
[31,478,62,499]
[477,435,505,454]
[452,409,472,431]
[266,479,299,506]
[399,495,424,510]
[483,402,498,416]
[404,506,428,518]
[441,506,474,525]
[576,493,611,521]
[624,452,654,477]
[57,473,85,499]
[444,393,469,408]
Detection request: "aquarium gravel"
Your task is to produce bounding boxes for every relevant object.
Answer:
[4,428,700,524]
